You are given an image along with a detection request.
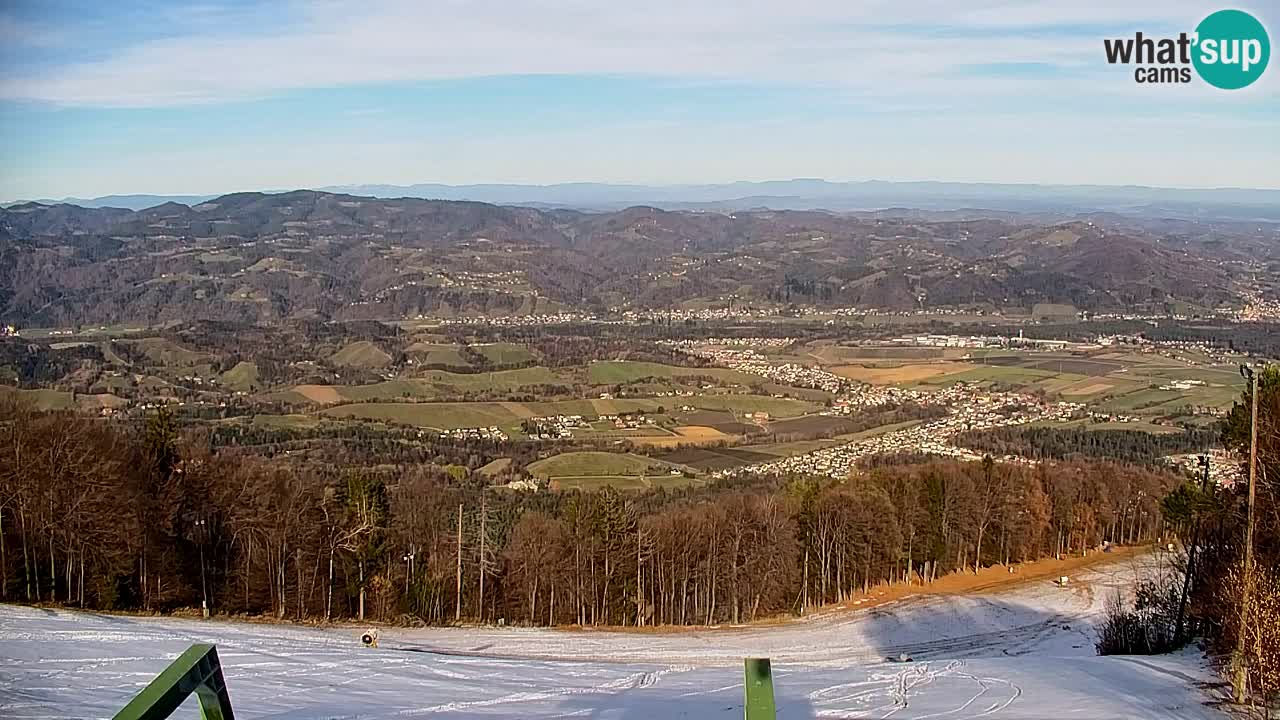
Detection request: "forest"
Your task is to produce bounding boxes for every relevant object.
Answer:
[0,397,1180,628]
[955,425,1220,465]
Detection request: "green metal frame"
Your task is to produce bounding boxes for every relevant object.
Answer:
[113,643,235,720]
[744,657,776,719]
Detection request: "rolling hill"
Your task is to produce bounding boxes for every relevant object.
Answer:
[1,191,1267,327]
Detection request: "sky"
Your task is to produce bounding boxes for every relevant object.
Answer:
[1,0,1278,201]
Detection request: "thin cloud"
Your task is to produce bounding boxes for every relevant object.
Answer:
[0,0,1238,107]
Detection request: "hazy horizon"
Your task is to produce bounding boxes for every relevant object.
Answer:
[9,177,1280,207]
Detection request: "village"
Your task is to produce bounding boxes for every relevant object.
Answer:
[723,391,1082,479]
[667,338,1168,479]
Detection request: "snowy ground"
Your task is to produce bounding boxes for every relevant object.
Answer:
[0,554,1225,719]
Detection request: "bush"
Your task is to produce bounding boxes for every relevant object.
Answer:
[1096,576,1185,656]
[1217,566,1280,709]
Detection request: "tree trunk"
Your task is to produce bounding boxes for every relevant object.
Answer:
[635,531,643,627]
[680,557,689,625]
[530,576,538,623]
[244,543,251,612]
[296,549,304,619]
[21,510,31,600]
[0,510,7,600]
[975,526,986,574]
[455,504,463,623]
[801,545,809,610]
[49,534,56,602]
[326,547,334,621]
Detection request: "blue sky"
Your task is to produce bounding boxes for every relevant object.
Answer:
[1,0,1277,200]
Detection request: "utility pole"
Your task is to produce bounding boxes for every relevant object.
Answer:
[455,503,463,623]
[1231,364,1260,703]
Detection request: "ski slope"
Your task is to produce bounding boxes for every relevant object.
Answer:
[0,554,1223,719]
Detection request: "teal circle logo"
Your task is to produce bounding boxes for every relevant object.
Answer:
[1193,9,1270,89]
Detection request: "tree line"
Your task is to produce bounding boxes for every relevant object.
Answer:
[956,425,1219,466]
[1,398,1180,629]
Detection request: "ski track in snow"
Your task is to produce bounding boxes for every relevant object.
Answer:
[0,554,1224,718]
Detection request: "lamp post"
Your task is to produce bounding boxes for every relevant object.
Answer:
[403,548,416,596]
[1231,364,1260,703]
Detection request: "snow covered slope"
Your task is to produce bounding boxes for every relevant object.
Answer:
[0,554,1224,719]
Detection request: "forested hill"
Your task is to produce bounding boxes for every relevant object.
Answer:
[1,190,1266,326]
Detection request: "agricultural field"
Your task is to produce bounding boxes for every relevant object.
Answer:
[527,451,702,491]
[0,386,128,412]
[0,386,77,410]
[587,360,757,386]
[328,340,393,368]
[323,401,532,430]
[831,362,978,385]
[921,365,1072,387]
[675,394,819,416]
[117,337,213,366]
[405,342,472,369]
[651,446,774,472]
[672,410,759,435]
[650,436,850,472]
[764,414,863,436]
[477,457,512,476]
[806,343,967,364]
[550,474,703,491]
[758,382,834,402]
[527,451,677,478]
[627,425,738,447]
[816,345,1249,425]
[219,361,259,391]
[1021,357,1127,376]
[319,394,818,433]
[278,367,567,404]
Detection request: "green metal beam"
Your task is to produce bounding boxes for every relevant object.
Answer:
[113,643,235,720]
[744,657,776,720]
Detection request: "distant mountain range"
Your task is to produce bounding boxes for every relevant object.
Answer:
[8,180,1280,221]
[2,189,1271,327]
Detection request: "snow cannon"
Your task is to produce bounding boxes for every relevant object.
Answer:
[360,629,379,648]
